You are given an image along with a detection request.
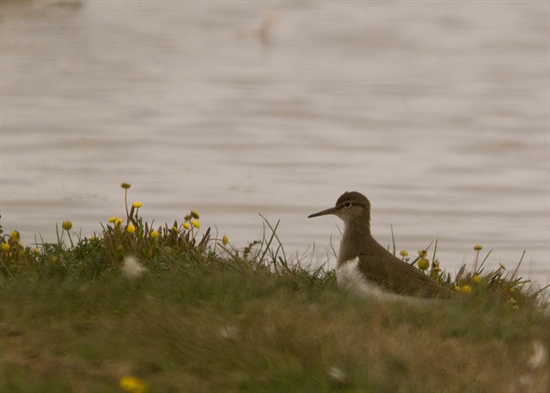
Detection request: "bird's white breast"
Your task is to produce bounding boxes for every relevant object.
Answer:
[336,257,427,304]
[336,257,389,299]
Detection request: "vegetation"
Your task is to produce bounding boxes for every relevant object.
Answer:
[1,184,548,393]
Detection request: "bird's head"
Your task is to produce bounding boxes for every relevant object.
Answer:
[308,191,371,224]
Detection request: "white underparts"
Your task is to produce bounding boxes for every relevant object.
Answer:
[336,257,436,305]
[336,257,389,299]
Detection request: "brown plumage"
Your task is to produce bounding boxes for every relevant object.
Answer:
[309,191,450,299]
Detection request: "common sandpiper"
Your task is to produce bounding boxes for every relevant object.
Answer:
[309,191,450,300]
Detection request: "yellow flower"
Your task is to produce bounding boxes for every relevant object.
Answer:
[62,221,73,231]
[418,250,427,258]
[454,285,472,294]
[109,216,118,223]
[472,274,482,284]
[11,230,20,241]
[192,219,200,229]
[191,210,200,219]
[1,243,10,253]
[120,183,131,189]
[418,258,430,271]
[223,235,229,245]
[399,250,409,257]
[34,247,40,254]
[150,230,159,239]
[115,218,124,226]
[474,244,483,251]
[133,201,143,208]
[127,224,136,234]
[119,375,150,393]
[182,222,191,230]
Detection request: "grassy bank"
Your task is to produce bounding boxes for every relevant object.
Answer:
[1,185,549,392]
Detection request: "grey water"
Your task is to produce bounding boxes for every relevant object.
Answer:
[2,1,549,286]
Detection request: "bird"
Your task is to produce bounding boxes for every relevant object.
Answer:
[308,191,450,300]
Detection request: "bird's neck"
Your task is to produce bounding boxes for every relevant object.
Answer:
[338,216,374,265]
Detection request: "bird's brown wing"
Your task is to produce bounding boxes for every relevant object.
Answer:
[358,250,450,299]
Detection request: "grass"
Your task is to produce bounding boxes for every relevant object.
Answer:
[1,184,549,393]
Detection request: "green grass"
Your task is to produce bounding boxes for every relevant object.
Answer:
[1,185,549,393]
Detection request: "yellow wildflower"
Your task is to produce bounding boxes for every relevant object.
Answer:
[192,219,200,229]
[11,230,20,241]
[62,221,73,231]
[132,201,143,208]
[455,285,472,294]
[120,183,131,189]
[418,250,427,258]
[399,250,408,257]
[472,274,482,284]
[119,375,150,393]
[474,244,483,251]
[1,243,10,253]
[150,230,159,239]
[191,210,200,219]
[127,224,136,234]
[109,216,117,223]
[115,218,124,226]
[182,222,191,230]
[223,235,229,245]
[34,247,40,255]
[418,258,430,271]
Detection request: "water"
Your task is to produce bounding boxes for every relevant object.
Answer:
[2,1,549,286]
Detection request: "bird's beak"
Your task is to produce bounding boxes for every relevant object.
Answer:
[308,206,337,218]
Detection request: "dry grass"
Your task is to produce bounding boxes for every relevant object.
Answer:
[1,261,548,393]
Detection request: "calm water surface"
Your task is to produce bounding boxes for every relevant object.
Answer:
[2,1,549,285]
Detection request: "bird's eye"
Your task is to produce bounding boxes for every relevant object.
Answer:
[343,201,352,208]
